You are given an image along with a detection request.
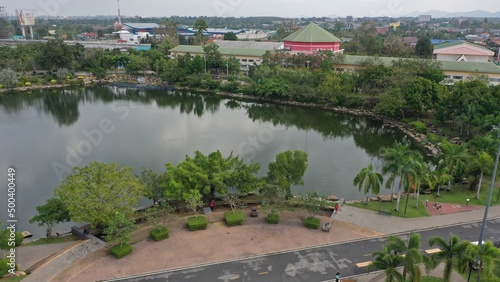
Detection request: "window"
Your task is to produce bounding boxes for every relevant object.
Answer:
[453,76,463,80]
[444,75,451,79]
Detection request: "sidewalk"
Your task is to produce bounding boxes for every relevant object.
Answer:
[18,204,500,282]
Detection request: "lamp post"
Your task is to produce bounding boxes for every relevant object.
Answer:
[226,56,229,76]
[282,58,286,68]
[203,54,206,73]
[477,123,500,282]
[306,60,310,70]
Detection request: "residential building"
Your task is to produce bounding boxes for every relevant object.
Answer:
[433,40,495,62]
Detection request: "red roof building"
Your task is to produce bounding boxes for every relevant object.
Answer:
[283,23,341,52]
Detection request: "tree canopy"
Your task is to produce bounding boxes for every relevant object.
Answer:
[267,150,308,198]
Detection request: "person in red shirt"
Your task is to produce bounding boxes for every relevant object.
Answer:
[210,200,215,211]
[334,203,339,214]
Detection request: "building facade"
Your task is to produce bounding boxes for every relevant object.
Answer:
[283,23,341,52]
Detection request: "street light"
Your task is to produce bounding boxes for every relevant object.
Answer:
[477,123,500,281]
[306,60,310,70]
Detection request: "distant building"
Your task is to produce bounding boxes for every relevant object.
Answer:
[419,15,431,23]
[403,37,419,46]
[433,40,494,62]
[115,23,159,44]
[283,22,341,52]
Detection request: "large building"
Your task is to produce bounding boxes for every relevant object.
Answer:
[283,22,341,53]
[433,41,495,63]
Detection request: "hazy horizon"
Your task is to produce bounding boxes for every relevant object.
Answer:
[2,0,499,19]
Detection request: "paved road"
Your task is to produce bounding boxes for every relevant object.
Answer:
[108,218,500,282]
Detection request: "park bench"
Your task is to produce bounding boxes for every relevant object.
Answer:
[355,261,372,274]
[378,209,392,216]
[425,248,441,255]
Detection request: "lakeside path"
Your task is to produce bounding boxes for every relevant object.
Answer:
[22,204,500,282]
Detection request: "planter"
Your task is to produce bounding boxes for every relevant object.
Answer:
[187,216,208,231]
[224,211,244,226]
[150,228,169,241]
[110,243,132,259]
[265,213,280,224]
[304,217,321,229]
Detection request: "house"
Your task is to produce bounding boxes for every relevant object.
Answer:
[283,22,341,53]
[403,37,419,46]
[433,40,494,63]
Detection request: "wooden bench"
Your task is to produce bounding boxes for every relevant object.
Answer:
[378,209,392,216]
[355,261,372,274]
[425,248,441,254]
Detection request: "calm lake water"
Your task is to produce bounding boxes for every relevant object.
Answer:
[0,86,417,238]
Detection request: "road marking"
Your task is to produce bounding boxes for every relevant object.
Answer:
[259,271,268,275]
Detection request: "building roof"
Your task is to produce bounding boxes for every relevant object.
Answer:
[123,23,159,29]
[169,45,269,57]
[214,40,283,50]
[339,55,500,74]
[283,23,340,43]
[433,40,493,54]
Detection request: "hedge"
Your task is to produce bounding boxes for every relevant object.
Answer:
[266,213,280,224]
[110,243,133,259]
[150,228,169,241]
[187,216,208,231]
[304,217,321,229]
[224,211,244,226]
[409,120,426,133]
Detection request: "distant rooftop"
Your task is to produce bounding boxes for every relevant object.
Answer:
[169,45,269,57]
[214,40,283,50]
[433,40,492,52]
[123,23,159,29]
[284,22,340,43]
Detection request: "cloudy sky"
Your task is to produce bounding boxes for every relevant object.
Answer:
[2,0,499,18]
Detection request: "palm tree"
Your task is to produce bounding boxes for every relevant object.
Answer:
[426,167,452,198]
[380,142,419,211]
[387,233,432,281]
[468,151,494,200]
[353,163,384,205]
[428,233,470,282]
[438,141,468,192]
[370,245,405,282]
[465,241,500,281]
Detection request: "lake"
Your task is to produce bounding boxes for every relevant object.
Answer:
[0,86,416,238]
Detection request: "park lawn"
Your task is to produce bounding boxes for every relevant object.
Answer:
[21,235,78,247]
[349,196,430,218]
[1,276,26,281]
[417,180,500,207]
[420,276,444,282]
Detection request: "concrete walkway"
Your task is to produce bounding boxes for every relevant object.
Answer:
[15,204,500,282]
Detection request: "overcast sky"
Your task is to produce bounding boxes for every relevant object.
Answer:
[2,0,499,18]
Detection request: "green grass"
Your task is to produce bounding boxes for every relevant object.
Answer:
[0,276,26,282]
[350,196,430,218]
[21,235,78,247]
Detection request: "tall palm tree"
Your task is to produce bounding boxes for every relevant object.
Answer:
[380,142,419,211]
[465,241,500,281]
[426,167,452,198]
[353,163,384,205]
[468,151,494,200]
[403,156,427,209]
[387,233,432,281]
[438,141,468,192]
[369,245,405,282]
[428,234,470,282]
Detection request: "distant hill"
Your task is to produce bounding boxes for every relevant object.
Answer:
[406,10,500,18]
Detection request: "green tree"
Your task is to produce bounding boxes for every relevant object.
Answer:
[140,167,167,205]
[223,32,237,41]
[42,39,75,70]
[300,191,329,219]
[203,42,223,69]
[260,184,291,218]
[428,234,470,282]
[54,162,145,228]
[193,18,208,45]
[369,245,405,282]
[465,241,500,281]
[103,212,137,248]
[223,193,241,213]
[468,151,493,200]
[29,197,71,238]
[438,141,468,192]
[353,163,384,205]
[267,150,308,198]
[146,201,177,232]
[183,189,204,217]
[415,35,433,58]
[0,68,18,88]
[387,233,431,281]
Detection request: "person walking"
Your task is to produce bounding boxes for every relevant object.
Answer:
[335,272,340,282]
[210,200,215,211]
[334,203,339,214]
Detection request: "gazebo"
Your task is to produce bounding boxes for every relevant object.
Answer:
[284,22,341,52]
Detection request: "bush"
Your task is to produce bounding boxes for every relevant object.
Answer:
[304,217,321,229]
[45,75,54,82]
[409,120,427,133]
[265,213,280,224]
[150,228,169,241]
[110,243,132,259]
[187,216,208,231]
[224,211,244,226]
[51,79,57,84]
[427,133,443,144]
[56,68,71,80]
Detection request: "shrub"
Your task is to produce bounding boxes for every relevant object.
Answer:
[265,213,280,224]
[427,133,443,144]
[224,211,244,226]
[45,75,54,82]
[51,79,57,84]
[24,82,31,86]
[0,258,10,277]
[0,69,18,88]
[409,120,427,133]
[56,68,71,80]
[1,231,25,248]
[150,227,169,241]
[304,217,321,229]
[110,243,132,259]
[187,216,208,231]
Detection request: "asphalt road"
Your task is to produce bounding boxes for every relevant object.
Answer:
[110,218,500,282]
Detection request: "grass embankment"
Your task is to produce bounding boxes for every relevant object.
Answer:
[0,276,25,281]
[349,179,500,218]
